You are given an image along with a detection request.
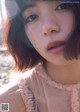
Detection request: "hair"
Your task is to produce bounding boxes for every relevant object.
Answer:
[64,1,80,59]
[5,14,45,71]
[5,0,80,71]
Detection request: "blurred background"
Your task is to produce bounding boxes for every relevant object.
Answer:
[0,1,14,86]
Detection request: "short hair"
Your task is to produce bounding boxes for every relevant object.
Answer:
[5,0,80,71]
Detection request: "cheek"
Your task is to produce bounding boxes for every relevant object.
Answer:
[65,16,74,31]
[26,23,40,40]
[25,18,42,38]
[26,29,36,45]
[59,12,75,39]
[25,26,41,49]
[62,12,74,30]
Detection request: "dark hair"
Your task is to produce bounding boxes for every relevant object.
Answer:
[5,0,80,71]
[64,2,80,59]
[6,14,45,71]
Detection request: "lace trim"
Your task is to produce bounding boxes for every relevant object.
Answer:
[18,79,37,112]
[71,89,79,112]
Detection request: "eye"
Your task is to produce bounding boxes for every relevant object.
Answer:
[25,14,38,23]
[56,3,70,11]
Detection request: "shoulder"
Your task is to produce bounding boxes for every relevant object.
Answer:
[0,80,26,112]
[0,64,42,112]
[0,66,39,112]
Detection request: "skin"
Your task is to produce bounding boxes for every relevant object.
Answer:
[22,1,80,84]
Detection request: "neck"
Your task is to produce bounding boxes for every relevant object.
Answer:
[45,60,80,84]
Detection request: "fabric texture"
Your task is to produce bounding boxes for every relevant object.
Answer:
[18,64,80,112]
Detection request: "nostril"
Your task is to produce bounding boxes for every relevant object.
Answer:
[51,30,55,33]
[44,29,55,35]
[44,32,47,35]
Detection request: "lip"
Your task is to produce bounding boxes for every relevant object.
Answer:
[47,40,66,53]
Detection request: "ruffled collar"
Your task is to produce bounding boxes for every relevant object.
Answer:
[35,64,80,112]
[36,64,80,91]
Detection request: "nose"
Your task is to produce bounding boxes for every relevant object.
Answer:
[42,18,60,36]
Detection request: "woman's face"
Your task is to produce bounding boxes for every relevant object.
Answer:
[23,1,75,65]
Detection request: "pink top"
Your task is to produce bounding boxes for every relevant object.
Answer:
[18,64,80,112]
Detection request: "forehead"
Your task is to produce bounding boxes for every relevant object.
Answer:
[16,0,72,8]
[6,0,58,19]
[16,0,61,9]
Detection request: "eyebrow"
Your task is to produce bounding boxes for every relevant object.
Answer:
[21,0,59,12]
[22,3,36,12]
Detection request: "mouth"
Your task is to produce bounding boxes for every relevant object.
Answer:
[47,40,66,53]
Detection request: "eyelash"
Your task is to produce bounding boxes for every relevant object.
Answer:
[56,3,70,10]
[25,4,70,24]
[25,14,38,24]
